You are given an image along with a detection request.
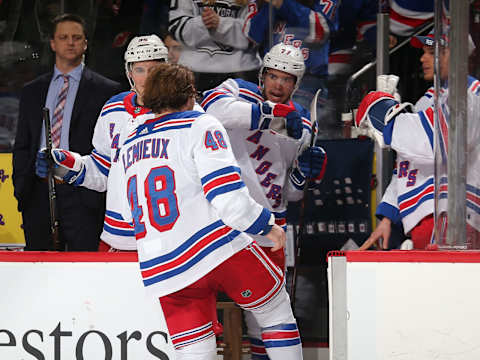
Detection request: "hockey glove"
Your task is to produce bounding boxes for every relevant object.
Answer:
[256,101,296,130]
[286,111,303,140]
[35,149,50,179]
[51,149,86,185]
[36,149,85,185]
[377,74,401,101]
[289,146,327,189]
[356,91,415,147]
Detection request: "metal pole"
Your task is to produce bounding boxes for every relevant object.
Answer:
[375,6,392,207]
[447,1,468,246]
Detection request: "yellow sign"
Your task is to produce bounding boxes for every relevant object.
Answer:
[0,153,25,247]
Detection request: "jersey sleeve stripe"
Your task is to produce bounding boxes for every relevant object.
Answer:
[239,88,263,102]
[201,90,230,110]
[101,107,126,117]
[467,185,480,215]
[305,11,327,44]
[102,101,123,111]
[205,182,246,202]
[103,210,135,236]
[203,173,241,194]
[201,166,242,184]
[91,150,111,176]
[103,223,135,237]
[245,208,271,235]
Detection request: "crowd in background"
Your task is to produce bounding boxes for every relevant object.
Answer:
[1,0,458,151]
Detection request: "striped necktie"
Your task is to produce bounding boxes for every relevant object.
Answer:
[51,75,69,147]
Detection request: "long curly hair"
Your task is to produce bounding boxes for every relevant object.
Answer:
[143,63,196,113]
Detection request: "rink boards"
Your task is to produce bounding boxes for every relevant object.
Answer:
[0,252,175,359]
[328,251,480,360]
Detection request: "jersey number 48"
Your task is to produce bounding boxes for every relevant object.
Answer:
[127,166,179,239]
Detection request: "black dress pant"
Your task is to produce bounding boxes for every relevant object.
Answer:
[21,178,104,251]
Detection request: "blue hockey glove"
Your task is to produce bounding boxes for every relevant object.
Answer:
[289,146,327,189]
[35,149,49,179]
[35,148,85,185]
[286,111,303,140]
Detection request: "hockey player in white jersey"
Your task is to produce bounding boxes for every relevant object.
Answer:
[35,35,169,250]
[202,42,327,358]
[356,41,480,249]
[359,30,436,250]
[116,62,303,360]
[359,30,478,250]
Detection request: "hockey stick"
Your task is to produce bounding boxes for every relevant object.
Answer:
[43,107,61,251]
[289,89,320,309]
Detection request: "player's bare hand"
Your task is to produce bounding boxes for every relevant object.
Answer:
[202,7,220,30]
[358,217,392,250]
[265,224,286,252]
[264,0,284,9]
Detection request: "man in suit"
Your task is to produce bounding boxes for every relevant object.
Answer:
[13,13,120,251]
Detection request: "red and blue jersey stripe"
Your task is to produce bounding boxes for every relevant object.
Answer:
[90,149,111,176]
[140,220,240,287]
[201,166,245,202]
[467,184,480,216]
[398,177,435,218]
[103,210,135,237]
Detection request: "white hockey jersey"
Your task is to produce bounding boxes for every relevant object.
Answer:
[79,91,205,250]
[379,77,480,233]
[201,78,311,246]
[116,110,273,297]
[168,0,261,73]
[377,86,436,228]
[81,91,150,250]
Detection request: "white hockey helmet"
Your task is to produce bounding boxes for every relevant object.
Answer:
[124,34,169,90]
[259,43,305,93]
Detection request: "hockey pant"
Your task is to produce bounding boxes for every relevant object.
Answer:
[160,242,302,360]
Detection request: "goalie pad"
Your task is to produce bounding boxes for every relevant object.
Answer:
[355,91,413,148]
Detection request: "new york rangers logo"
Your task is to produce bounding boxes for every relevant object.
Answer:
[241,289,252,298]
